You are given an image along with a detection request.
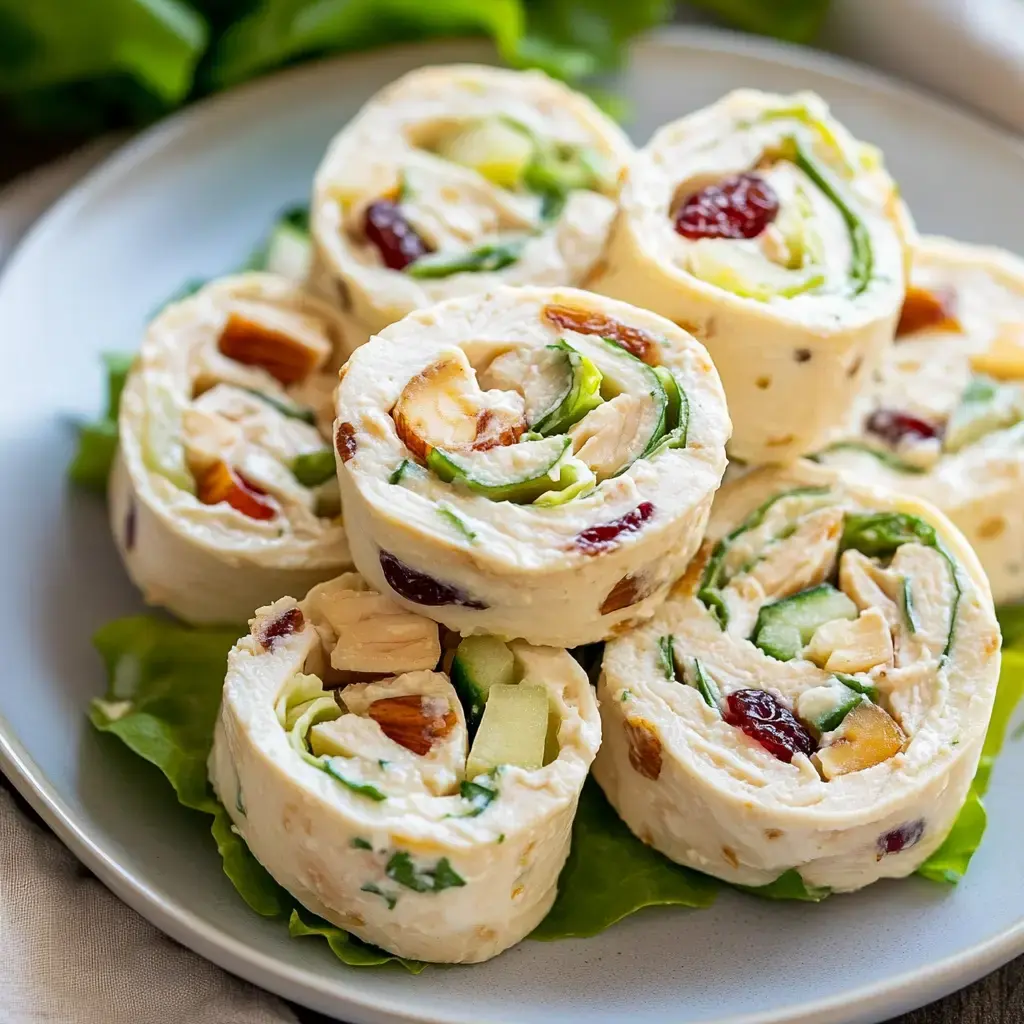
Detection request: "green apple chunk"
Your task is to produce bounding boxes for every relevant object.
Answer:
[436,118,536,190]
[466,683,549,779]
[451,636,516,735]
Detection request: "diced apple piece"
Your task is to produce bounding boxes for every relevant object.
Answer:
[969,323,1024,380]
[194,459,277,520]
[392,353,483,460]
[436,118,535,189]
[814,701,905,779]
[466,683,549,779]
[217,299,332,384]
[803,607,894,673]
[309,717,354,759]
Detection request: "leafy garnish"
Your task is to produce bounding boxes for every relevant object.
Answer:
[385,852,466,893]
[68,351,133,493]
[457,779,498,817]
[289,907,422,971]
[735,869,831,902]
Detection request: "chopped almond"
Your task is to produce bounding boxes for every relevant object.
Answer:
[217,299,332,384]
[600,573,652,614]
[896,286,960,337]
[392,353,481,460]
[814,702,905,779]
[367,694,456,755]
[195,460,277,520]
[625,718,662,780]
[543,304,660,365]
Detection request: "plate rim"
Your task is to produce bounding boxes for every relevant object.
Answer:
[1,25,1022,1024]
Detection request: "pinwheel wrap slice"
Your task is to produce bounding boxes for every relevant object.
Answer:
[593,463,1000,893]
[818,235,1024,604]
[591,89,913,463]
[111,273,353,624]
[333,285,731,648]
[311,63,634,336]
[209,571,601,963]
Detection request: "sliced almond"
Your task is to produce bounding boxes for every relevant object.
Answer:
[625,718,662,781]
[195,459,277,520]
[896,285,960,337]
[543,304,659,365]
[814,701,905,780]
[804,607,894,674]
[600,572,652,614]
[392,353,481,460]
[473,405,526,451]
[367,694,456,756]
[218,299,332,384]
[969,322,1024,380]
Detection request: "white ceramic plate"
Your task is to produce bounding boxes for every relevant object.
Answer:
[1,28,1022,1024]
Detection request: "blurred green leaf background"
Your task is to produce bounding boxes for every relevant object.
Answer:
[0,0,829,138]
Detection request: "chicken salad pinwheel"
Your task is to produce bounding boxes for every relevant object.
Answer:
[590,89,912,464]
[593,462,1000,893]
[816,236,1024,604]
[333,286,731,647]
[209,570,601,963]
[111,273,353,624]
[310,64,633,337]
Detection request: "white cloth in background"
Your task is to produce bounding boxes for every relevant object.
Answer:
[1,4,1021,1020]
[0,788,295,1024]
[823,0,1024,135]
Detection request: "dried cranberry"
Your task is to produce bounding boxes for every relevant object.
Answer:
[335,421,357,462]
[724,689,816,763]
[543,304,658,365]
[674,173,779,240]
[575,502,655,554]
[864,408,942,447]
[877,819,926,856]
[259,606,304,649]
[124,500,137,553]
[379,550,486,609]
[363,200,431,271]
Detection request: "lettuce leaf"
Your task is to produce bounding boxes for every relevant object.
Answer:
[916,647,1024,884]
[686,0,830,42]
[735,869,830,902]
[88,615,419,969]
[68,352,134,493]
[0,0,206,102]
[1,1,831,136]
[531,779,716,940]
[289,908,424,972]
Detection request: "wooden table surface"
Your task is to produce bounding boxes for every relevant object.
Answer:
[1,123,1021,1024]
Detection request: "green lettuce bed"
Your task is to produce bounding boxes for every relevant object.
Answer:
[88,610,1024,970]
